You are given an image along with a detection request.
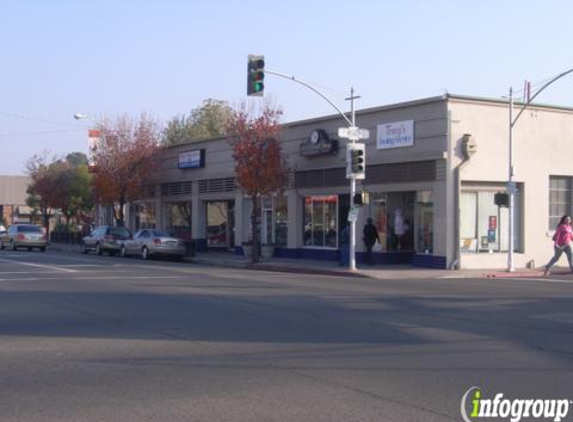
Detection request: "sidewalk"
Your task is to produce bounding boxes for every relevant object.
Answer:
[47,242,573,280]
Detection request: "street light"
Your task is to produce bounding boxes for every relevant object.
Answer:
[507,68,573,272]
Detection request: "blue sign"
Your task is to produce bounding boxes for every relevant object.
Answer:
[178,149,205,169]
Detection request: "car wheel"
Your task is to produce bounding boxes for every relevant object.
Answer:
[0,241,4,250]
[27,247,32,251]
[141,246,149,260]
[108,250,116,257]
[11,241,17,251]
[95,243,103,255]
[40,246,46,252]
[81,243,88,254]
[120,245,127,258]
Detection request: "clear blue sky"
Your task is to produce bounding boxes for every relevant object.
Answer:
[2,0,572,174]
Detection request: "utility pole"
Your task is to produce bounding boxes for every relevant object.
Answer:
[507,67,573,272]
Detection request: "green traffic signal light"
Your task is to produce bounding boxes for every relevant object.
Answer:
[248,55,265,96]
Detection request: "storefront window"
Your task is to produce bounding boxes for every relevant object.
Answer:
[369,192,415,252]
[461,189,521,253]
[549,176,572,229]
[132,203,156,230]
[303,196,338,248]
[165,202,192,240]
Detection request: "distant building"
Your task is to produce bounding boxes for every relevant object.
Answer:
[0,175,32,225]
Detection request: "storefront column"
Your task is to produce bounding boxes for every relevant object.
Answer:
[154,186,162,230]
[192,193,205,240]
[287,190,300,249]
[234,191,245,250]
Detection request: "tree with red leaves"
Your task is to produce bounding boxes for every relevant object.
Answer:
[227,104,290,262]
[91,114,161,226]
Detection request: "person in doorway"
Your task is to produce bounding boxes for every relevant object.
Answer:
[544,215,573,275]
[363,218,380,265]
[339,224,350,266]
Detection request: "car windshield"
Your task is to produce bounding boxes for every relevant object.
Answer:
[18,225,42,233]
[109,227,131,237]
[151,230,171,238]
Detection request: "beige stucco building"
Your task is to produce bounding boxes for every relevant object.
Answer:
[122,94,573,270]
[0,175,32,225]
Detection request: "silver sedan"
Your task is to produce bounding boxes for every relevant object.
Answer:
[121,229,185,260]
[0,224,47,251]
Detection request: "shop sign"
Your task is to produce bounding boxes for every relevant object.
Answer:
[178,149,205,169]
[300,129,339,157]
[377,120,414,150]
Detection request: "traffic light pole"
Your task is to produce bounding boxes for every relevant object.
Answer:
[264,70,353,127]
[264,70,361,271]
[347,88,360,272]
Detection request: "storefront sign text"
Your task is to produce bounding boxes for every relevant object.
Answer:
[377,120,414,150]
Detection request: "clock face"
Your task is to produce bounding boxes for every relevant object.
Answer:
[310,130,320,144]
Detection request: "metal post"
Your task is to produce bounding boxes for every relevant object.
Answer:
[508,87,515,272]
[348,87,358,272]
[505,68,573,272]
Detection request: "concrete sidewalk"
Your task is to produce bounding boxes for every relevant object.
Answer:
[46,242,573,280]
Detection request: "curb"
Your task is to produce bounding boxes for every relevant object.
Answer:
[192,258,369,278]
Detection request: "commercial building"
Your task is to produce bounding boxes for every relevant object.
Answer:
[123,94,573,270]
[0,175,32,225]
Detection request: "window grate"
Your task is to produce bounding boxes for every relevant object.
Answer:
[161,181,193,196]
[198,177,236,194]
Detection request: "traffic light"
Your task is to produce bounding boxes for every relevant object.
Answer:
[346,142,366,179]
[247,54,265,96]
[494,192,509,207]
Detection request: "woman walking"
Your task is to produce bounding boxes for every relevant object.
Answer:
[544,215,573,275]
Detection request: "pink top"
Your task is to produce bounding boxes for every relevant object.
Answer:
[553,223,573,246]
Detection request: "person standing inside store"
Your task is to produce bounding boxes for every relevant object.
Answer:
[544,214,573,275]
[363,218,380,265]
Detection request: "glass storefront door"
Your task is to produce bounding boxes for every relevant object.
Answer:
[165,202,192,241]
[303,195,339,248]
[206,200,235,249]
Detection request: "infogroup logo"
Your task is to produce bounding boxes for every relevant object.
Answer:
[461,387,571,422]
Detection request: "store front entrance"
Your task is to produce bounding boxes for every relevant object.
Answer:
[206,200,235,250]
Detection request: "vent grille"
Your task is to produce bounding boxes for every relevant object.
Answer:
[161,181,193,196]
[294,161,437,189]
[198,177,235,194]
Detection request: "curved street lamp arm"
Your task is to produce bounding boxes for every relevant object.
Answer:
[512,68,573,126]
[265,70,353,127]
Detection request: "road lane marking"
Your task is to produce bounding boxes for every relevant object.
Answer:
[0,259,78,273]
[0,275,185,281]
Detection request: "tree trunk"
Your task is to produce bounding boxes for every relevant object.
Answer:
[42,208,50,240]
[251,194,260,263]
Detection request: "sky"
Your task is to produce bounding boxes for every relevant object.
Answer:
[1,0,573,174]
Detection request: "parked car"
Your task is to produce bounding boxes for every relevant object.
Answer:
[0,225,6,236]
[81,225,132,256]
[121,229,185,260]
[0,224,47,251]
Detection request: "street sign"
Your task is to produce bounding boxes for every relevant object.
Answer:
[506,181,517,194]
[347,206,359,222]
[338,126,370,140]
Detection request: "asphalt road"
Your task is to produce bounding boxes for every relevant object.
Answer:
[1,249,573,422]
